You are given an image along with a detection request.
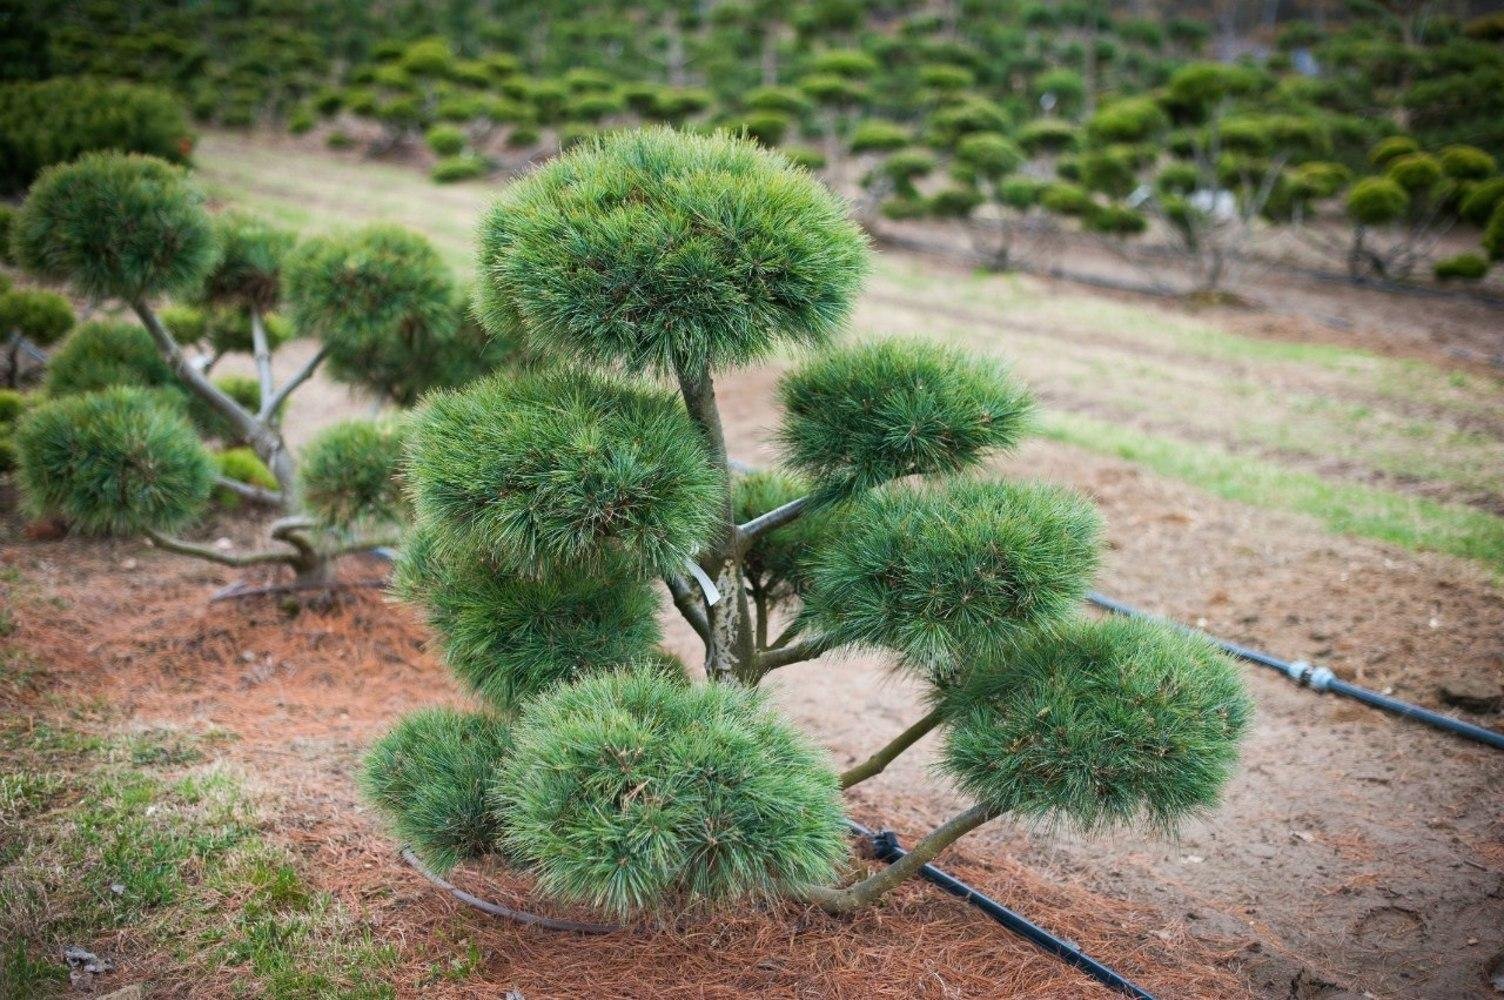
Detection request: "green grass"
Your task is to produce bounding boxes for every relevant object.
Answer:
[0,719,401,999]
[1041,411,1504,573]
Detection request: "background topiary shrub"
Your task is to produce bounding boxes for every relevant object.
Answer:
[12,151,469,587]
[284,224,460,405]
[15,387,214,535]
[0,78,193,194]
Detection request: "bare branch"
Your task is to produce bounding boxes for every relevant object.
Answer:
[132,300,265,445]
[805,803,998,913]
[250,307,275,408]
[214,475,283,507]
[735,494,810,553]
[755,635,831,676]
[144,528,296,568]
[664,574,711,642]
[262,344,329,421]
[839,705,946,790]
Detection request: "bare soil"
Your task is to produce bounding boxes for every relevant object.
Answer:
[4,352,1501,998]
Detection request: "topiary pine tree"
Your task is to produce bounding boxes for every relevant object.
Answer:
[367,127,1251,922]
[10,152,470,588]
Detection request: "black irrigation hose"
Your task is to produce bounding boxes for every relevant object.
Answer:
[1087,591,1504,752]
[846,820,1157,1000]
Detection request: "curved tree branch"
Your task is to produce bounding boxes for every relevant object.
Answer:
[214,475,283,507]
[839,705,946,790]
[756,634,832,676]
[805,803,998,914]
[735,494,810,553]
[664,574,711,642]
[400,848,619,935]
[144,528,297,568]
[262,343,329,422]
[250,306,276,408]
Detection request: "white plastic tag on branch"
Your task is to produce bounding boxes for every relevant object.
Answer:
[685,559,721,606]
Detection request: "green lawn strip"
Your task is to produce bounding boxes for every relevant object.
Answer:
[1038,410,1504,574]
[0,722,400,999]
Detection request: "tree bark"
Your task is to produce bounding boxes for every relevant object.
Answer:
[806,803,998,913]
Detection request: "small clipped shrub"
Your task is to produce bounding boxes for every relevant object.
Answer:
[297,418,408,527]
[361,708,513,873]
[1346,177,1409,226]
[1439,145,1497,182]
[425,124,466,157]
[955,132,1024,178]
[15,387,213,535]
[1459,177,1504,226]
[12,153,216,303]
[943,616,1252,831]
[848,119,909,154]
[1433,252,1488,282]
[394,522,664,710]
[1386,153,1443,194]
[430,154,488,183]
[1369,135,1420,168]
[495,668,847,918]
[214,447,278,508]
[0,289,74,347]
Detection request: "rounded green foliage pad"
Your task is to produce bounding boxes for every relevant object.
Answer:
[778,339,1034,494]
[474,126,869,374]
[802,479,1101,667]
[495,668,848,918]
[361,707,513,874]
[283,224,459,405]
[298,418,409,528]
[394,522,665,710]
[15,386,213,535]
[12,152,217,302]
[942,615,1252,832]
[407,367,724,580]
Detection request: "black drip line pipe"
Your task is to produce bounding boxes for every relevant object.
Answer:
[1087,591,1504,752]
[846,820,1157,1000]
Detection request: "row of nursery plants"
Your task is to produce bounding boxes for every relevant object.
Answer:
[2,127,1255,922]
[7,3,1503,288]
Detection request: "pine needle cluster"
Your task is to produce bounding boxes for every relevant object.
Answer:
[197,211,295,313]
[474,127,869,374]
[298,418,409,528]
[777,339,1034,494]
[283,224,459,405]
[12,152,217,301]
[406,367,724,580]
[394,522,664,711]
[802,479,1101,667]
[941,616,1253,833]
[15,386,213,535]
[360,707,514,874]
[494,668,847,918]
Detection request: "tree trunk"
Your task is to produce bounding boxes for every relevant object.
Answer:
[676,365,756,683]
[760,26,779,86]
